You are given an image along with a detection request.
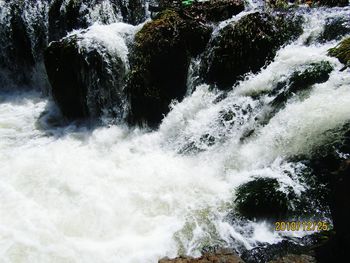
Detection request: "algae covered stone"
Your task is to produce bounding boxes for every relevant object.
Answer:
[329,37,350,67]
[126,10,212,126]
[201,12,303,89]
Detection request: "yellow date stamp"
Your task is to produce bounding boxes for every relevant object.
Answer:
[275,221,329,231]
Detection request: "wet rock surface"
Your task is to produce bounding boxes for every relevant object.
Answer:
[329,37,350,67]
[48,0,146,42]
[201,12,303,89]
[159,250,245,263]
[44,29,128,120]
[126,10,212,127]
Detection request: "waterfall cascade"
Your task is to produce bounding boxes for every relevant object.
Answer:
[0,0,349,262]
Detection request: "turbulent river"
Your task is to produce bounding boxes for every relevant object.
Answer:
[0,1,350,263]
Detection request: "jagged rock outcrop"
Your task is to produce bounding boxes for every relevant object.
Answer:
[201,12,303,89]
[45,23,134,120]
[126,10,212,127]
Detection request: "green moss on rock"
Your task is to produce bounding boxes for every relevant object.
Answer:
[201,12,303,89]
[127,10,212,127]
[235,178,295,220]
[328,37,350,67]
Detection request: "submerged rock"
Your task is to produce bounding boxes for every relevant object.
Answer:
[328,37,350,68]
[126,10,212,127]
[201,12,303,89]
[45,24,133,120]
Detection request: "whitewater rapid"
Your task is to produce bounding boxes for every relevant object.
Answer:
[1,4,350,263]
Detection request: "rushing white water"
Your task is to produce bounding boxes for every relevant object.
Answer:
[1,4,350,263]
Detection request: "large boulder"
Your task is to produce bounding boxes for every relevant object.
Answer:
[328,37,350,68]
[48,0,146,41]
[201,12,303,89]
[234,178,297,220]
[44,23,135,120]
[126,10,212,127]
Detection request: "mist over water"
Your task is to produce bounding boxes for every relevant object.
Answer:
[0,2,350,263]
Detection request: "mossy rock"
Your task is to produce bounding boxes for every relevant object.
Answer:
[328,37,350,67]
[289,61,333,92]
[319,17,350,43]
[235,178,295,220]
[126,10,212,127]
[201,12,303,89]
[271,61,333,106]
[44,34,127,120]
[184,0,245,22]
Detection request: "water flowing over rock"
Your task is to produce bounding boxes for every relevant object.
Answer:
[126,10,212,127]
[48,0,146,42]
[0,0,147,91]
[0,0,50,90]
[45,23,135,120]
[201,12,303,90]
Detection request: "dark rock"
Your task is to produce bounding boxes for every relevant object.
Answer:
[201,12,303,89]
[44,28,128,120]
[184,0,245,22]
[159,250,245,263]
[327,160,350,261]
[152,0,244,22]
[118,0,146,25]
[319,17,350,43]
[317,0,349,7]
[126,10,212,127]
[234,178,296,220]
[271,61,333,108]
[328,37,350,68]
[268,254,316,263]
[242,232,331,263]
[0,0,49,89]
